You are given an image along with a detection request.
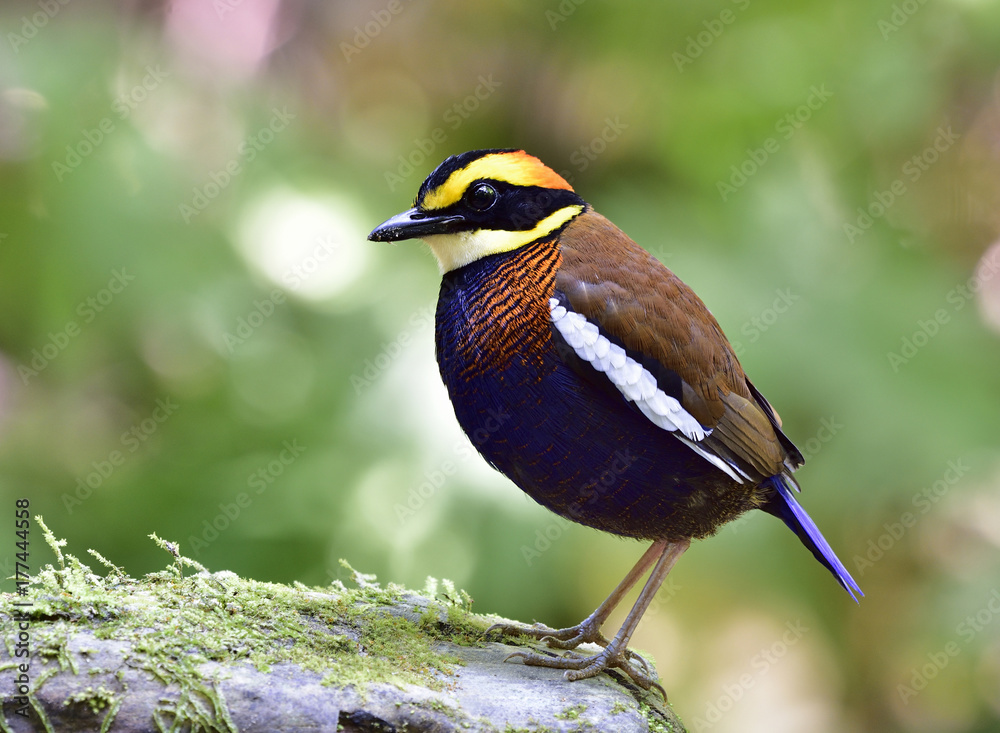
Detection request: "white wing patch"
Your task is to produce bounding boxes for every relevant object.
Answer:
[550,298,707,441]
[549,297,747,484]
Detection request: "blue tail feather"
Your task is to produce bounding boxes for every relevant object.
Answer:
[763,474,863,602]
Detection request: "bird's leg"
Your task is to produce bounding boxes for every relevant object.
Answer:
[486,539,667,654]
[504,539,690,694]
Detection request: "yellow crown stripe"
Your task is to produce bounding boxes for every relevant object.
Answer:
[422,151,574,210]
[424,205,584,272]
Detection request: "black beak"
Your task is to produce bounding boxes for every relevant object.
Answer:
[368,207,465,242]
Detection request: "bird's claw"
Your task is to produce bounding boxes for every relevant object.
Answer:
[489,624,650,670]
[625,648,653,674]
[485,617,605,649]
[538,631,604,649]
[504,644,665,699]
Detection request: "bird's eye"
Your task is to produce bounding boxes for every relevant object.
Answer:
[465,183,497,211]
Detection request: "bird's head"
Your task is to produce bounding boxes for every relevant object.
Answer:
[368,149,587,272]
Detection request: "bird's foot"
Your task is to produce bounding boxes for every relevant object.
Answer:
[504,641,665,697]
[485,616,606,649]
[485,618,652,673]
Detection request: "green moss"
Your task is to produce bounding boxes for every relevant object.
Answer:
[63,683,125,733]
[63,685,116,715]
[610,700,630,715]
[554,703,587,720]
[640,701,679,733]
[553,702,597,731]
[1,518,490,733]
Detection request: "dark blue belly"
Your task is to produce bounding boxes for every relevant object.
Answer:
[434,247,760,541]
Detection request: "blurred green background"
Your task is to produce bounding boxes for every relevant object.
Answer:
[2,1,1000,730]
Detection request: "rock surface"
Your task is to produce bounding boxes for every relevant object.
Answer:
[3,628,683,732]
[1,535,685,732]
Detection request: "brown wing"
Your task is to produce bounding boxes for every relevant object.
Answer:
[555,210,800,482]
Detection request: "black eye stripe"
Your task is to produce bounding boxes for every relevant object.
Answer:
[422,182,585,232]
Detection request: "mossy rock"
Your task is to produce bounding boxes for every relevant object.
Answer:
[0,521,684,732]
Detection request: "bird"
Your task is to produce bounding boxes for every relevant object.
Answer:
[368,148,861,692]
